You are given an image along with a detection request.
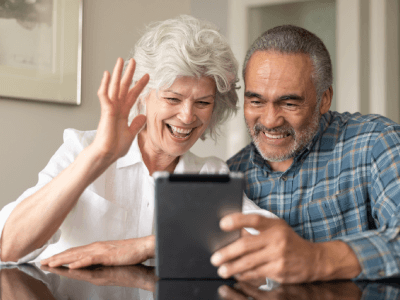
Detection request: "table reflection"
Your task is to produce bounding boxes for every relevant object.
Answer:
[1,264,400,299]
[1,264,156,300]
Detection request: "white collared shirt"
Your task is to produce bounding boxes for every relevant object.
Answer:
[0,129,276,265]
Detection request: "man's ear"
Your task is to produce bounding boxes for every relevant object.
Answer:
[319,86,333,115]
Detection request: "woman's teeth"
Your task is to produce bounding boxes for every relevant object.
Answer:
[170,125,192,134]
[263,132,290,139]
[168,124,193,138]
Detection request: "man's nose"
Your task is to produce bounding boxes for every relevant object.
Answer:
[261,104,285,129]
[177,102,196,124]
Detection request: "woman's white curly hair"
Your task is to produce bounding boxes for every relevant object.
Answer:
[126,15,239,140]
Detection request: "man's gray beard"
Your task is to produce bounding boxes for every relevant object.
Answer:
[246,107,321,163]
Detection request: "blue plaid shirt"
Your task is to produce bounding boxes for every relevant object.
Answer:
[228,111,400,280]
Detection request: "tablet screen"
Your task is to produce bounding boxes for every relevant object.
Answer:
[154,172,244,279]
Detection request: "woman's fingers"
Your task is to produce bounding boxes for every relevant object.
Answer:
[97,71,111,104]
[126,73,150,108]
[98,58,148,117]
[41,241,116,269]
[97,58,148,112]
[44,253,96,269]
[119,58,136,100]
[41,246,91,267]
[108,57,124,100]
[69,256,102,269]
[44,253,79,267]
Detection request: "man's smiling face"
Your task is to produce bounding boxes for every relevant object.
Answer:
[244,51,330,171]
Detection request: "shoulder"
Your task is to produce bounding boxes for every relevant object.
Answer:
[177,151,229,173]
[62,128,97,150]
[40,129,97,177]
[227,143,253,172]
[11,129,97,204]
[325,111,398,132]
[322,111,400,144]
[319,112,400,163]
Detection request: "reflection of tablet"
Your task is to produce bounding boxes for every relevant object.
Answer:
[154,172,244,279]
[156,279,236,300]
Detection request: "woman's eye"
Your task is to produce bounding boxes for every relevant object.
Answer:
[197,101,212,107]
[165,98,180,103]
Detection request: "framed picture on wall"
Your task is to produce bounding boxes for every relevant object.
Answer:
[0,0,82,105]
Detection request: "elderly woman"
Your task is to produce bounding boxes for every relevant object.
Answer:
[0,15,274,268]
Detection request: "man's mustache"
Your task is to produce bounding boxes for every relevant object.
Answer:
[253,123,295,137]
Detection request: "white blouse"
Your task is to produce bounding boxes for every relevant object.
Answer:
[0,129,276,265]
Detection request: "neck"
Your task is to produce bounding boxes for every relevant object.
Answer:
[267,158,293,172]
[138,130,180,176]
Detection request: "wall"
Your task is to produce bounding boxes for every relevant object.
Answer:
[189,0,232,161]
[248,0,337,111]
[0,0,191,210]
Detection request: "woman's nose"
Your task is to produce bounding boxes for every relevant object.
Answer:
[177,103,196,124]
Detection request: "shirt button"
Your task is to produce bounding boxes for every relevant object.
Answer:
[281,176,287,181]
[147,202,149,207]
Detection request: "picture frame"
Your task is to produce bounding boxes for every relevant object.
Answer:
[0,0,82,105]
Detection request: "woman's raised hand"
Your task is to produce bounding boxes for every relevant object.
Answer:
[91,58,149,165]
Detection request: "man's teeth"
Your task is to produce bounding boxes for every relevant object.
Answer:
[169,125,193,135]
[263,132,289,139]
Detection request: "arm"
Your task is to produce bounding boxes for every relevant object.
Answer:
[218,124,400,282]
[212,126,400,283]
[210,213,361,283]
[332,125,400,280]
[0,58,148,262]
[0,145,107,262]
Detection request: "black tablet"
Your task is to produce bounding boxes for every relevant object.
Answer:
[154,172,244,279]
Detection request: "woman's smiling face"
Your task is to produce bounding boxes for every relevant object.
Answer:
[141,76,216,158]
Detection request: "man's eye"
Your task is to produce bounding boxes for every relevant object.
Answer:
[251,100,261,105]
[284,102,297,108]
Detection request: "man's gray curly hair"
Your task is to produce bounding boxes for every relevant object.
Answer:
[243,25,332,102]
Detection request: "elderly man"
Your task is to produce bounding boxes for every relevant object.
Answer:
[211,25,400,283]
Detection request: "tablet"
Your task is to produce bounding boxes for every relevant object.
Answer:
[154,172,244,279]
